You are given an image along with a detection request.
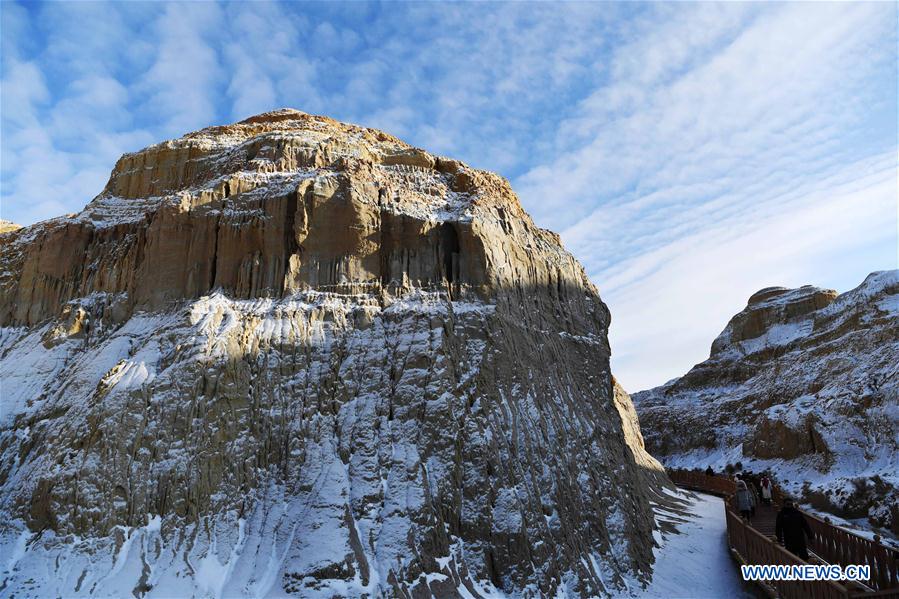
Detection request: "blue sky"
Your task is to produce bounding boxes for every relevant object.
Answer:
[2,1,896,391]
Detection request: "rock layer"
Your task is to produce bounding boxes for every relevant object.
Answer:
[635,271,899,534]
[0,109,670,597]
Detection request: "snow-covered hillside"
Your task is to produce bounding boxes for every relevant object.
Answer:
[634,271,899,536]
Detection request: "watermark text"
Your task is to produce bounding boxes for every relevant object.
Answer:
[741,564,870,582]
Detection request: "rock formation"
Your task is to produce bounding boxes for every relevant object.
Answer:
[0,220,21,235]
[0,109,671,597]
[634,271,899,534]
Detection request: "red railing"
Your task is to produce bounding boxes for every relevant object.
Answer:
[726,507,852,599]
[803,512,899,593]
[668,469,736,497]
[669,469,899,597]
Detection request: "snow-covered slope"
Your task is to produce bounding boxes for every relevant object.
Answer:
[0,109,671,597]
[634,271,899,535]
[632,492,753,599]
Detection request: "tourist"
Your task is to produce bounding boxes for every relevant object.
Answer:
[760,476,773,505]
[776,499,813,560]
[735,479,755,521]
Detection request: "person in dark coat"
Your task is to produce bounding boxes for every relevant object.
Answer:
[776,499,813,560]
[705,465,714,476]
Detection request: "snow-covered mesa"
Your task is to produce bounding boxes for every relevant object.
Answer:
[0,109,674,597]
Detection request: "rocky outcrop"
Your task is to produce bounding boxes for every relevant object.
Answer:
[634,271,899,533]
[0,109,670,597]
[708,285,838,357]
[0,220,21,234]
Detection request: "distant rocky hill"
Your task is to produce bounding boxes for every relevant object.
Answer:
[634,271,899,534]
[0,109,671,597]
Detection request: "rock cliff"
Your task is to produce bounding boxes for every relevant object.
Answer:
[634,271,899,534]
[0,109,670,597]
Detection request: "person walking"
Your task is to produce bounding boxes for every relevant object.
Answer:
[735,479,755,521]
[760,476,773,505]
[776,499,813,560]
[745,477,759,518]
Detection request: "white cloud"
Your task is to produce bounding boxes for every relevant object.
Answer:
[222,3,321,118]
[139,3,224,135]
[224,46,278,121]
[508,2,896,391]
[518,3,894,228]
[0,60,48,130]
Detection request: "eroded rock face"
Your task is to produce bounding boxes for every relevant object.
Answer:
[0,109,669,597]
[634,271,899,533]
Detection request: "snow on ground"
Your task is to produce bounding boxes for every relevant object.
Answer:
[0,488,752,598]
[625,492,754,599]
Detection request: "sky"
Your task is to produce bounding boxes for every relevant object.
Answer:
[1,1,896,392]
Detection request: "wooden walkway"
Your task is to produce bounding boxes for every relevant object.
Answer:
[743,500,779,539]
[669,469,899,599]
[714,470,782,543]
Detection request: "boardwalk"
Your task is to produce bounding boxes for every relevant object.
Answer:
[738,500,778,540]
[668,469,899,598]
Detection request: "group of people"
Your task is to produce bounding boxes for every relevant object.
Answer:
[734,473,773,519]
[718,468,813,560]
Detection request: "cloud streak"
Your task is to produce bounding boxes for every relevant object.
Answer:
[513,2,897,390]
